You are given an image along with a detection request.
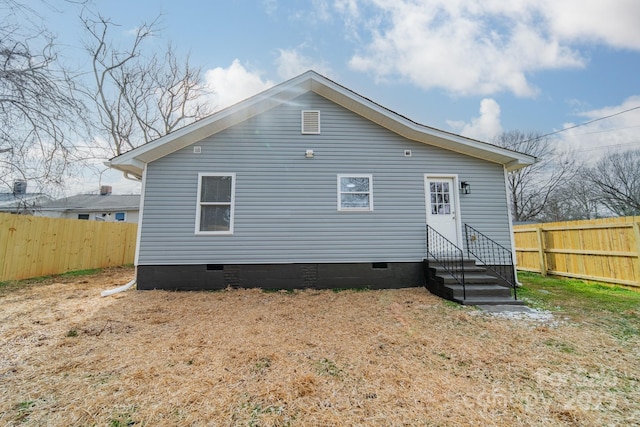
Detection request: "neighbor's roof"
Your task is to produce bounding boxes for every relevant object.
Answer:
[0,193,52,209]
[109,70,536,178]
[39,194,140,213]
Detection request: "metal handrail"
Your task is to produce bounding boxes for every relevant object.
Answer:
[464,224,517,300]
[426,225,466,300]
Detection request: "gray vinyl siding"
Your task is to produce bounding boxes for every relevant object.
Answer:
[138,92,511,265]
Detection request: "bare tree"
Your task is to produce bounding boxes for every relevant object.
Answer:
[0,1,86,192]
[537,176,598,222]
[583,149,640,216]
[493,131,577,222]
[81,12,213,157]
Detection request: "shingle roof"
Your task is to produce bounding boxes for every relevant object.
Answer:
[39,194,140,212]
[0,193,52,209]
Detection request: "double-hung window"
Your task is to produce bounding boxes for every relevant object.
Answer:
[337,174,373,211]
[196,173,236,234]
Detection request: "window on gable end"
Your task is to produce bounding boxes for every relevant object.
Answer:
[301,110,320,134]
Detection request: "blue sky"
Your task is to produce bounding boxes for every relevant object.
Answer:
[38,0,640,193]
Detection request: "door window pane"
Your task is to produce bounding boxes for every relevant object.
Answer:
[430,180,452,216]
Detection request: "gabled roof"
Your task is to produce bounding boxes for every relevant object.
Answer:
[39,194,140,213]
[108,70,535,178]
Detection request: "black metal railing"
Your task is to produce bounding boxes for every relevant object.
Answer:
[426,225,466,300]
[464,224,517,300]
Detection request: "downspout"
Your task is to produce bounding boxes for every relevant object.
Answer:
[503,165,522,287]
[124,171,142,181]
[100,162,141,296]
[101,279,136,297]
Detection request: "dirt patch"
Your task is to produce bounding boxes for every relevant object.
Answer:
[1,267,638,426]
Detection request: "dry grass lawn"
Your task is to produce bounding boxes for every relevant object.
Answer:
[1,267,639,426]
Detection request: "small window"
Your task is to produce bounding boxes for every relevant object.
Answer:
[115,212,125,222]
[338,174,373,211]
[429,181,452,215]
[78,214,89,220]
[196,173,236,234]
[301,110,320,134]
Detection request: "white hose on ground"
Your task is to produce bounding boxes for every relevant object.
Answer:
[101,279,136,297]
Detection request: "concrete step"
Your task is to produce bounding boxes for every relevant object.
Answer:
[445,284,512,299]
[455,296,525,306]
[425,258,479,268]
[424,257,522,306]
[429,265,487,274]
[440,273,499,285]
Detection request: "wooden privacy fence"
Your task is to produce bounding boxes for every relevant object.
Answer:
[0,213,137,282]
[513,216,640,287]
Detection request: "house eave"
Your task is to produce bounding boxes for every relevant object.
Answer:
[108,70,536,175]
[308,74,535,171]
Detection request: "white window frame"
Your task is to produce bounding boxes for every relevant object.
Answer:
[337,174,373,212]
[301,110,320,134]
[195,173,236,235]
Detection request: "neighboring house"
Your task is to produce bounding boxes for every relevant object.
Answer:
[38,190,140,223]
[0,180,52,214]
[108,71,535,293]
[0,192,52,215]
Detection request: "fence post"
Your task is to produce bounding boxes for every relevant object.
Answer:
[536,225,547,276]
[634,220,640,281]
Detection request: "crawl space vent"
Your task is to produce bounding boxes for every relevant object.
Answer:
[301,110,320,134]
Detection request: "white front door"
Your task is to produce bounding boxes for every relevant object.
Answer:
[425,176,460,245]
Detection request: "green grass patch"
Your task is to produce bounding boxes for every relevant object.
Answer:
[59,268,102,278]
[0,268,103,293]
[517,272,640,339]
[315,358,343,377]
[517,272,640,313]
[441,299,469,309]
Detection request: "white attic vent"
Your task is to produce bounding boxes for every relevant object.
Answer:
[301,110,320,134]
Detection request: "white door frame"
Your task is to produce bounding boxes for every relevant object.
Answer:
[424,174,464,248]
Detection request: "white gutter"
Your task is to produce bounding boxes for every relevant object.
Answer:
[101,279,136,297]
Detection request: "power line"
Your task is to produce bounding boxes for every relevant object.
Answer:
[519,104,640,145]
[575,141,640,153]
[566,124,640,137]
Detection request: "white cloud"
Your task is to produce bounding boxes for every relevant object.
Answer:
[312,0,332,22]
[203,60,274,110]
[262,0,278,16]
[339,0,640,97]
[334,0,361,40]
[555,96,640,162]
[544,0,640,49]
[275,48,333,79]
[447,98,503,141]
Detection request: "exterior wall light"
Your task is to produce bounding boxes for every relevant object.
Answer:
[460,181,471,194]
[305,149,314,158]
